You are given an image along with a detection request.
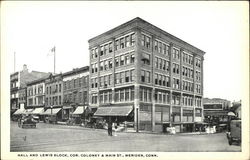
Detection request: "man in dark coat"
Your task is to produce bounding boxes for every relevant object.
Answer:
[108,117,112,136]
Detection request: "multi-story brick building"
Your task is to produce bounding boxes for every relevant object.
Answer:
[26,74,51,110]
[62,66,89,121]
[11,65,50,117]
[89,17,205,133]
[44,73,64,120]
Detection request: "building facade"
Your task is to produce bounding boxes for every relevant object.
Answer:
[62,67,89,121]
[26,74,51,110]
[10,72,19,113]
[44,73,64,120]
[10,64,50,116]
[89,17,205,132]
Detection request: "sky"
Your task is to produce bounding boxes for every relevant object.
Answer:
[1,1,249,102]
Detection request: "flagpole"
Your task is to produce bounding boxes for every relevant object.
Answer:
[54,46,56,74]
[14,52,16,73]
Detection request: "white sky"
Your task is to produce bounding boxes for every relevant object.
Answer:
[1,1,249,102]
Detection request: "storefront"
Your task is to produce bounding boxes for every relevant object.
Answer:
[94,106,134,129]
[71,106,89,124]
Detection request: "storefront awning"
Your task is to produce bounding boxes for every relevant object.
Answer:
[41,108,61,115]
[32,108,44,114]
[13,109,26,115]
[72,106,85,115]
[94,106,133,116]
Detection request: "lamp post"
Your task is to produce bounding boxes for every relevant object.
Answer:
[50,105,53,124]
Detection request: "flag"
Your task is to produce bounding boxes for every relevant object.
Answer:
[47,46,56,57]
[51,46,56,52]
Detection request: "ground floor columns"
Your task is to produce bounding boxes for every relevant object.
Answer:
[134,84,140,132]
[180,93,183,132]
[152,88,155,132]
[169,90,173,127]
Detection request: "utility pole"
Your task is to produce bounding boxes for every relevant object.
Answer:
[14,52,16,73]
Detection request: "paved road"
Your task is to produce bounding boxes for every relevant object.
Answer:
[10,121,241,152]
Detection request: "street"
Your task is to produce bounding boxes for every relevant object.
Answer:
[10,121,241,152]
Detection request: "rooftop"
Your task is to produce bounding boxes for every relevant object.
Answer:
[89,17,205,54]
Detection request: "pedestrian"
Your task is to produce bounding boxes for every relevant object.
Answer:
[108,117,112,136]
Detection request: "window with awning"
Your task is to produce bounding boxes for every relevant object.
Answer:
[94,106,133,116]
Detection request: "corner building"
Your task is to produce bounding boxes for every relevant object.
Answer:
[88,17,205,133]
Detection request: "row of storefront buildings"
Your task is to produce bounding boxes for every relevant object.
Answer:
[11,17,206,133]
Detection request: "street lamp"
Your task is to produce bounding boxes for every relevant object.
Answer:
[50,105,53,124]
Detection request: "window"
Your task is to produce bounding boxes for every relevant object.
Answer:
[155,74,158,85]
[115,58,119,67]
[158,42,162,53]
[120,90,125,101]
[91,49,95,59]
[141,52,150,65]
[141,34,145,46]
[115,40,119,50]
[146,71,150,83]
[125,89,130,101]
[115,90,119,102]
[104,60,108,70]
[109,60,113,69]
[131,88,134,100]
[131,33,135,46]
[91,64,94,73]
[104,44,108,55]
[109,42,113,53]
[125,54,130,65]
[125,36,130,47]
[125,71,130,82]
[108,74,112,85]
[146,36,150,48]
[130,70,135,82]
[95,63,98,72]
[120,55,125,66]
[159,75,162,85]
[95,48,98,58]
[115,73,120,84]
[95,78,98,88]
[154,41,158,51]
[120,72,125,83]
[144,89,147,102]
[100,61,104,71]
[100,46,104,56]
[130,53,135,63]
[139,89,143,101]
[104,76,108,87]
[120,37,125,49]
[162,76,166,86]
[141,70,145,82]
[155,57,158,68]
[159,58,162,69]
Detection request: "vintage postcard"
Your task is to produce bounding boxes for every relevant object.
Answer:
[1,1,249,160]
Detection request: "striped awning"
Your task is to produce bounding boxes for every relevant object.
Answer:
[13,109,26,115]
[72,106,86,115]
[32,108,44,114]
[94,106,133,116]
[40,108,61,115]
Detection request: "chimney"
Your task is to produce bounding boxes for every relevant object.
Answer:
[23,64,28,72]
